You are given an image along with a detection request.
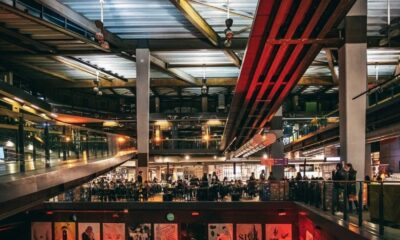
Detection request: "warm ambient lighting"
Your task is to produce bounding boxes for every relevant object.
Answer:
[213,155,217,160]
[298,211,307,216]
[65,136,71,142]
[263,153,268,159]
[50,113,58,118]
[117,137,126,143]
[202,134,210,141]
[2,97,18,105]
[278,209,287,216]
[191,212,200,216]
[185,155,190,160]
[13,97,24,103]
[154,136,161,142]
[5,140,14,147]
[206,119,222,126]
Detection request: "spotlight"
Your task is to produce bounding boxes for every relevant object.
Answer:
[93,86,99,92]
[185,155,190,160]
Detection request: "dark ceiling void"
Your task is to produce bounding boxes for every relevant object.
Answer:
[221,0,355,151]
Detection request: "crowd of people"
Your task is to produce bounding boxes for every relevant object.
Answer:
[59,163,370,214]
[60,169,291,202]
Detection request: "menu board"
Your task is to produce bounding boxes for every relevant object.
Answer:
[208,224,233,240]
[154,224,178,240]
[236,224,261,240]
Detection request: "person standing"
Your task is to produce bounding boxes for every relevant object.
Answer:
[332,163,346,212]
[346,163,358,213]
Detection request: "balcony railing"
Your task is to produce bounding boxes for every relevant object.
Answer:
[49,179,399,236]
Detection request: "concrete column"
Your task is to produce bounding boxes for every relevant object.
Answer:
[380,137,400,173]
[338,0,367,180]
[365,143,372,177]
[270,107,284,179]
[136,48,150,181]
[155,96,160,113]
[201,95,208,112]
[18,116,25,172]
[44,123,50,168]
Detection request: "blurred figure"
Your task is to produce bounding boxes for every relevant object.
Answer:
[345,163,358,213]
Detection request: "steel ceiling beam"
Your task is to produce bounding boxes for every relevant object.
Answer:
[169,0,242,67]
[32,0,127,49]
[1,58,75,82]
[118,52,197,86]
[324,48,339,84]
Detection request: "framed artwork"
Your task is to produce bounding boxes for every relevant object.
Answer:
[208,224,233,240]
[103,223,125,240]
[306,230,313,240]
[265,224,292,240]
[78,223,100,240]
[180,223,207,240]
[128,224,152,240]
[154,224,178,240]
[32,222,52,240]
[55,222,76,240]
[236,224,261,240]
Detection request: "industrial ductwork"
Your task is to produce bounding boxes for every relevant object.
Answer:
[233,133,277,158]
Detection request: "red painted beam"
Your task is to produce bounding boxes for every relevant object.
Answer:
[221,0,276,148]
[227,0,292,144]
[261,0,355,128]
[236,0,315,140]
[250,0,332,132]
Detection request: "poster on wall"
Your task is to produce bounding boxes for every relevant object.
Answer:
[265,224,292,240]
[103,223,125,240]
[32,222,52,240]
[236,224,261,240]
[154,224,178,240]
[78,223,100,240]
[208,224,233,240]
[180,223,207,240]
[128,223,152,240]
[305,230,313,240]
[55,222,76,240]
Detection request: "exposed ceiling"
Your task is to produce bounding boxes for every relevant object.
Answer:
[0,0,399,149]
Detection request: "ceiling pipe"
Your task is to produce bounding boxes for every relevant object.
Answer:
[233,133,277,158]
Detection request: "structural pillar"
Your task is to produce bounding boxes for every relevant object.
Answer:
[155,96,160,113]
[18,116,25,172]
[338,0,367,180]
[201,95,208,112]
[270,107,284,179]
[380,137,400,173]
[44,122,50,168]
[136,48,150,182]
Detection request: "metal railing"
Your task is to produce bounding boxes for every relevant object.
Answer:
[48,179,399,236]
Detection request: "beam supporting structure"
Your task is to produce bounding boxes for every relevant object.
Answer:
[136,48,150,181]
[170,0,241,67]
[338,0,367,180]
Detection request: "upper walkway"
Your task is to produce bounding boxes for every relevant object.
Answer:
[0,149,134,220]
